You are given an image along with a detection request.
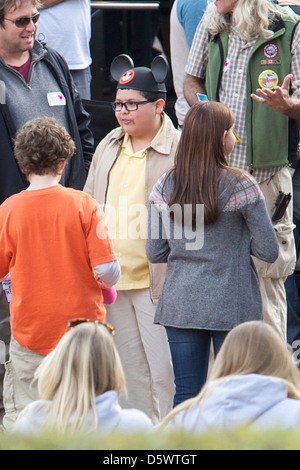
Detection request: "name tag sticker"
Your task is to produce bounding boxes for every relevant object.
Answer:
[47,92,66,106]
[223,57,230,73]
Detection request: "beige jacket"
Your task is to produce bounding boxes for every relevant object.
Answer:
[84,113,181,303]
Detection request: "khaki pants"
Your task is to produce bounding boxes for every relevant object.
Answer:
[105,288,174,423]
[253,167,296,341]
[3,337,45,430]
[0,285,11,424]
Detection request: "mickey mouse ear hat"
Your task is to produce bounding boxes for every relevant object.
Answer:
[110,54,169,93]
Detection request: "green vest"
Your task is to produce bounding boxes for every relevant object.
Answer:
[206,10,300,169]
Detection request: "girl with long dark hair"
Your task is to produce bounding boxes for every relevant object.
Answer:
[146,101,279,406]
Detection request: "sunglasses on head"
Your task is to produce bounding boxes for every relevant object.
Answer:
[66,318,115,335]
[4,12,40,28]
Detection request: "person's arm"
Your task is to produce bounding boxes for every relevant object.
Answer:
[170,0,192,125]
[93,260,121,289]
[183,74,206,107]
[83,154,96,196]
[251,74,300,120]
[39,0,66,9]
[183,16,209,107]
[240,175,279,263]
[0,216,11,282]
[94,261,120,305]
[251,22,300,120]
[146,201,171,264]
[73,90,94,175]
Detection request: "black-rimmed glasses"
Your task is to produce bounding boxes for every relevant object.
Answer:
[112,100,156,112]
[66,318,115,335]
[4,12,40,28]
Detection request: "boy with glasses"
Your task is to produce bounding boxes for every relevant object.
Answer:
[84,55,180,423]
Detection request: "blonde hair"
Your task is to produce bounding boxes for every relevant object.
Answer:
[203,0,287,41]
[31,323,125,433]
[160,321,300,429]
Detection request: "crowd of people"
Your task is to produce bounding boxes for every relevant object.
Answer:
[0,0,300,438]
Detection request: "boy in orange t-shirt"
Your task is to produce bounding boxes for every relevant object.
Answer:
[0,117,120,429]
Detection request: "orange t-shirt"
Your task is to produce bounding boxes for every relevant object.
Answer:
[0,185,116,354]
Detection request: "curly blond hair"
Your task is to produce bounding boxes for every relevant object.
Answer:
[203,0,288,41]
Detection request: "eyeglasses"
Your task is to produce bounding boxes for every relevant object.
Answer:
[66,318,115,335]
[4,12,40,28]
[112,100,156,112]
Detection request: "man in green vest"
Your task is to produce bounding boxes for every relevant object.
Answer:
[183,0,300,341]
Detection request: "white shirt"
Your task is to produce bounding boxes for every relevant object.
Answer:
[38,0,91,70]
[14,390,153,434]
[164,374,300,434]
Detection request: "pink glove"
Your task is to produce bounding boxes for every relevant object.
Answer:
[102,286,117,305]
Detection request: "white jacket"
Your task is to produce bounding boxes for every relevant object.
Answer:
[13,390,153,434]
[165,374,300,433]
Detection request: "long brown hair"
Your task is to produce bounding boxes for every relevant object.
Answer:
[165,101,234,225]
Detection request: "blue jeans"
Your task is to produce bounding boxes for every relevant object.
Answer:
[286,167,300,346]
[165,327,228,407]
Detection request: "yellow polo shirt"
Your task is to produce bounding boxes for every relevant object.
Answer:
[105,133,150,290]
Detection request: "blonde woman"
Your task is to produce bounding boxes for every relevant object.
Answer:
[13,321,153,434]
[160,321,300,433]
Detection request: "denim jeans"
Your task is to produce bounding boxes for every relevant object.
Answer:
[286,167,300,347]
[165,327,228,407]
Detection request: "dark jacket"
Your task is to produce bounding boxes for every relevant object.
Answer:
[0,41,94,204]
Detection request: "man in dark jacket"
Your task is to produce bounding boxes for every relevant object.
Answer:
[0,0,94,203]
[0,0,94,423]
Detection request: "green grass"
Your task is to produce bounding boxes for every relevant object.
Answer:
[1,427,300,450]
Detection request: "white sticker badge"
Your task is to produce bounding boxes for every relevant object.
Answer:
[223,57,230,73]
[47,92,66,106]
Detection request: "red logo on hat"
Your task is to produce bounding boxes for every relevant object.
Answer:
[119,70,135,85]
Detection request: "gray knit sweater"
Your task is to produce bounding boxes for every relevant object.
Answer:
[146,168,279,331]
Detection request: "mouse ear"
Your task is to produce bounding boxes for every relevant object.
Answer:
[110,54,135,82]
[151,55,170,84]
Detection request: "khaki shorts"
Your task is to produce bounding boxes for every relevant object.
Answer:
[3,337,45,430]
